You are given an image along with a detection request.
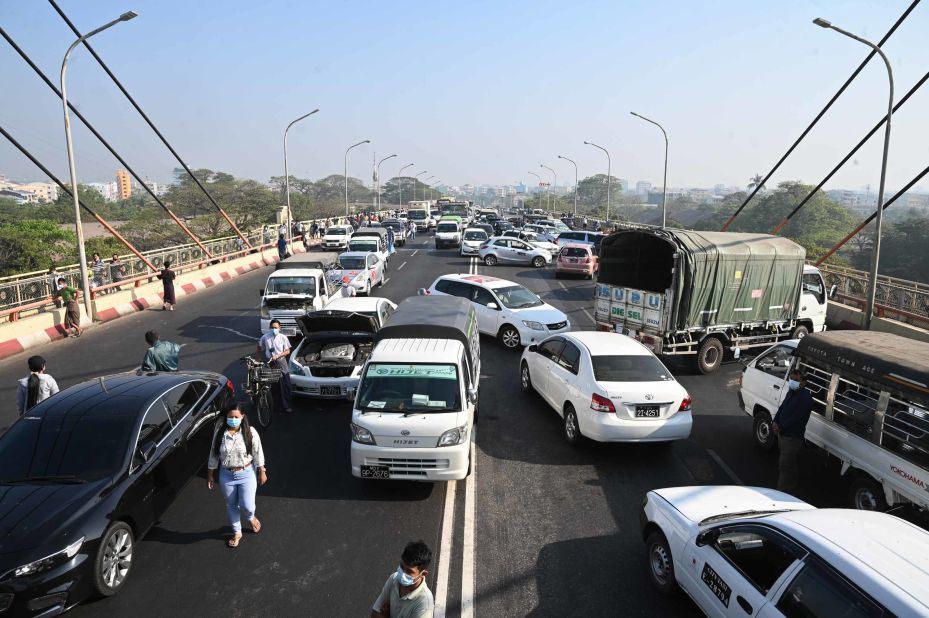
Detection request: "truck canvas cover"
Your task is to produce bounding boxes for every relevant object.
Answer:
[376,296,479,371]
[797,331,929,404]
[353,228,387,239]
[598,229,805,330]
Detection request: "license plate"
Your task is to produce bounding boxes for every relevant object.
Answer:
[320,385,341,396]
[360,465,390,479]
[635,405,660,418]
[569,258,577,263]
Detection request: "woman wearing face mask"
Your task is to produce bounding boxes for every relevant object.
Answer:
[207,405,268,547]
[16,355,59,416]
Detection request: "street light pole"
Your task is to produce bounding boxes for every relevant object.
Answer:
[527,171,542,211]
[814,17,893,331]
[376,153,397,211]
[344,139,370,218]
[414,171,428,203]
[283,109,319,250]
[583,141,611,224]
[62,10,137,317]
[630,111,669,229]
[557,155,578,219]
[423,176,435,201]
[540,164,557,217]
[398,163,414,208]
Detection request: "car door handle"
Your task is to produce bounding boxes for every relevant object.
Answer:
[773,385,781,390]
[736,595,752,614]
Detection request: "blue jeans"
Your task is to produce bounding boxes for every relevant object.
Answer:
[219,466,257,533]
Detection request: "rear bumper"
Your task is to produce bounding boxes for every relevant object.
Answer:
[555,262,594,275]
[581,410,692,442]
[350,442,469,481]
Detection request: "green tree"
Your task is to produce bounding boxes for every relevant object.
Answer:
[0,220,76,275]
[747,173,766,193]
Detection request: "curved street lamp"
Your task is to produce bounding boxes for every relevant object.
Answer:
[283,109,319,249]
[344,139,370,216]
[540,164,557,217]
[557,155,578,218]
[398,163,414,208]
[630,111,669,229]
[376,153,397,210]
[414,171,428,204]
[527,171,542,211]
[583,141,611,223]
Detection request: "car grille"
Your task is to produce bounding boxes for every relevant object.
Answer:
[365,457,450,476]
[547,321,568,330]
[0,593,12,612]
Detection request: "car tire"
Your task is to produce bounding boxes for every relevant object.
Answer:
[849,475,888,511]
[695,337,724,374]
[520,362,532,393]
[498,324,520,349]
[484,254,498,267]
[564,404,582,446]
[645,531,678,596]
[93,521,134,598]
[753,409,777,452]
[789,324,809,339]
[532,256,546,268]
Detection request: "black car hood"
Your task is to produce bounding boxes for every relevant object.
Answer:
[296,310,378,338]
[0,481,105,555]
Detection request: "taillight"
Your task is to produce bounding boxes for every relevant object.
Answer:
[678,395,692,412]
[590,393,615,413]
[580,256,589,263]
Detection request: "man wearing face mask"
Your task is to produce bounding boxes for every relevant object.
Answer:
[257,319,293,413]
[772,369,813,494]
[371,540,434,618]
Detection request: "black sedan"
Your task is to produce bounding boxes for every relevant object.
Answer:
[0,371,233,616]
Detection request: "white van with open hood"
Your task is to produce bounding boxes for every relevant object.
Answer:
[349,295,480,481]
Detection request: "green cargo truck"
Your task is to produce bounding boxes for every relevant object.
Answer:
[594,229,829,373]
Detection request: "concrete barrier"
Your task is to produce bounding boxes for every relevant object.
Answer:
[826,301,929,344]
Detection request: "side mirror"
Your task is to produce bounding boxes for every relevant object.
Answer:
[345,386,357,402]
[696,528,719,547]
[829,284,837,299]
[138,440,157,464]
[527,344,538,353]
[487,302,499,310]
[467,387,479,404]
[259,289,264,296]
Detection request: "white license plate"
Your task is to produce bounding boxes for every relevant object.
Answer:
[320,385,341,396]
[635,406,660,418]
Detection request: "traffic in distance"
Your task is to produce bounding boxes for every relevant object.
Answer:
[2,199,929,617]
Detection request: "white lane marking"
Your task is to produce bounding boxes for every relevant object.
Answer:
[461,427,477,618]
[558,281,568,290]
[433,480,458,618]
[707,449,744,485]
[382,278,391,285]
[398,261,407,270]
[581,308,594,323]
[198,325,259,341]
[411,250,419,257]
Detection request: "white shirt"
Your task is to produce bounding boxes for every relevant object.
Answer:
[16,373,59,415]
[372,571,434,618]
[207,426,265,470]
[259,331,291,363]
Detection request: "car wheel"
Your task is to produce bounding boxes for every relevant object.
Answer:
[532,256,546,268]
[564,404,582,446]
[695,337,724,374]
[849,475,888,511]
[520,362,532,393]
[498,324,520,349]
[753,410,777,452]
[789,324,809,339]
[484,254,498,266]
[646,531,677,596]
[93,521,134,597]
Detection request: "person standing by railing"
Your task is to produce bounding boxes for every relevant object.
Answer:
[110,254,125,292]
[57,277,82,337]
[90,253,108,294]
[157,261,176,311]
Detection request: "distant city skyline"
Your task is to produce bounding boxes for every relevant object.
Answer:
[2,2,927,192]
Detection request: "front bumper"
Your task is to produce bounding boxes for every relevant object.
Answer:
[514,320,571,346]
[0,551,94,617]
[291,373,359,398]
[350,441,470,481]
[460,244,481,255]
[580,409,692,442]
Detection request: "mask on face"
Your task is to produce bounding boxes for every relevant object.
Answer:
[396,566,417,587]
[271,327,280,336]
[226,417,242,428]
[787,379,801,391]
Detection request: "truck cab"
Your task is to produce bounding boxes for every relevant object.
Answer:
[798,264,828,336]
[349,229,390,264]
[259,263,334,337]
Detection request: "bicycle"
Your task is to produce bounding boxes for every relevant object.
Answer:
[241,356,281,428]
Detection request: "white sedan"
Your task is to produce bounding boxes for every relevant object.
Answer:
[519,331,691,444]
[641,485,929,617]
[326,251,385,295]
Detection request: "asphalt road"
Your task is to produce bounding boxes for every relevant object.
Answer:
[0,230,904,617]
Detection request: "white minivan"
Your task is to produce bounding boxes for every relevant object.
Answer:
[349,295,480,481]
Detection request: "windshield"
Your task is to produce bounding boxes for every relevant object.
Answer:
[339,256,367,270]
[327,227,350,236]
[495,285,543,309]
[408,211,427,220]
[267,277,316,295]
[0,412,137,482]
[350,240,379,252]
[464,231,487,241]
[437,223,458,233]
[358,363,461,412]
[561,247,589,258]
[591,355,673,382]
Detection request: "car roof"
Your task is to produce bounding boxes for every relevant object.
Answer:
[463,227,488,233]
[561,243,592,250]
[564,331,652,356]
[338,251,377,259]
[373,337,465,362]
[324,296,388,312]
[437,273,516,289]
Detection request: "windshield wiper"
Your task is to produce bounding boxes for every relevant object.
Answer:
[1,475,88,485]
[403,407,457,416]
[699,508,795,525]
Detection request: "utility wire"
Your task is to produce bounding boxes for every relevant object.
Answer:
[720,0,920,231]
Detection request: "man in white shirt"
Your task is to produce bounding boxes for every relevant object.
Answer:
[257,319,292,413]
[371,541,434,618]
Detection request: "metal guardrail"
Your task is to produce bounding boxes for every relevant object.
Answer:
[817,262,929,325]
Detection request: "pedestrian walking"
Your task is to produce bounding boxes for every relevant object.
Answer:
[278,222,287,239]
[277,233,288,261]
[386,226,396,255]
[140,330,181,372]
[110,254,125,291]
[16,355,59,416]
[157,261,176,311]
[310,221,319,240]
[206,404,267,548]
[258,319,292,413]
[371,541,434,618]
[57,277,82,337]
[773,369,813,495]
[408,220,416,240]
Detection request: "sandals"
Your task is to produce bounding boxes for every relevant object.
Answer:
[227,533,242,548]
[250,517,262,534]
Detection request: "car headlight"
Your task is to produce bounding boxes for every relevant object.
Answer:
[260,303,270,319]
[351,423,376,445]
[522,320,545,331]
[438,424,469,447]
[14,537,84,578]
[354,273,365,282]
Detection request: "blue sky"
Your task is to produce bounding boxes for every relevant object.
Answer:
[1,0,927,192]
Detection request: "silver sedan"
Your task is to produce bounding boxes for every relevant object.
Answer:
[478,236,552,268]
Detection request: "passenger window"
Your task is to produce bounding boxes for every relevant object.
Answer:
[558,343,581,374]
[755,345,793,379]
[494,239,509,247]
[713,525,804,594]
[777,557,883,618]
[160,381,208,425]
[138,400,173,447]
[435,279,452,294]
[472,287,496,307]
[537,338,565,363]
[802,274,826,305]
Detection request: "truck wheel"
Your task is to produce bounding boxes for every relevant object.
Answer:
[789,324,809,339]
[695,337,724,374]
[646,530,677,596]
[849,475,888,511]
[753,410,777,452]
[484,254,498,266]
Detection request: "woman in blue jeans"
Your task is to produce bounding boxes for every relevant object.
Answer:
[207,405,268,547]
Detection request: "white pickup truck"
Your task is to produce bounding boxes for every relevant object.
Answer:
[259,255,337,337]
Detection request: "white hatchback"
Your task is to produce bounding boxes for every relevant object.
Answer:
[519,331,691,444]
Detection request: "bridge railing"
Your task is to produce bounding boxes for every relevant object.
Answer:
[817,262,929,327]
